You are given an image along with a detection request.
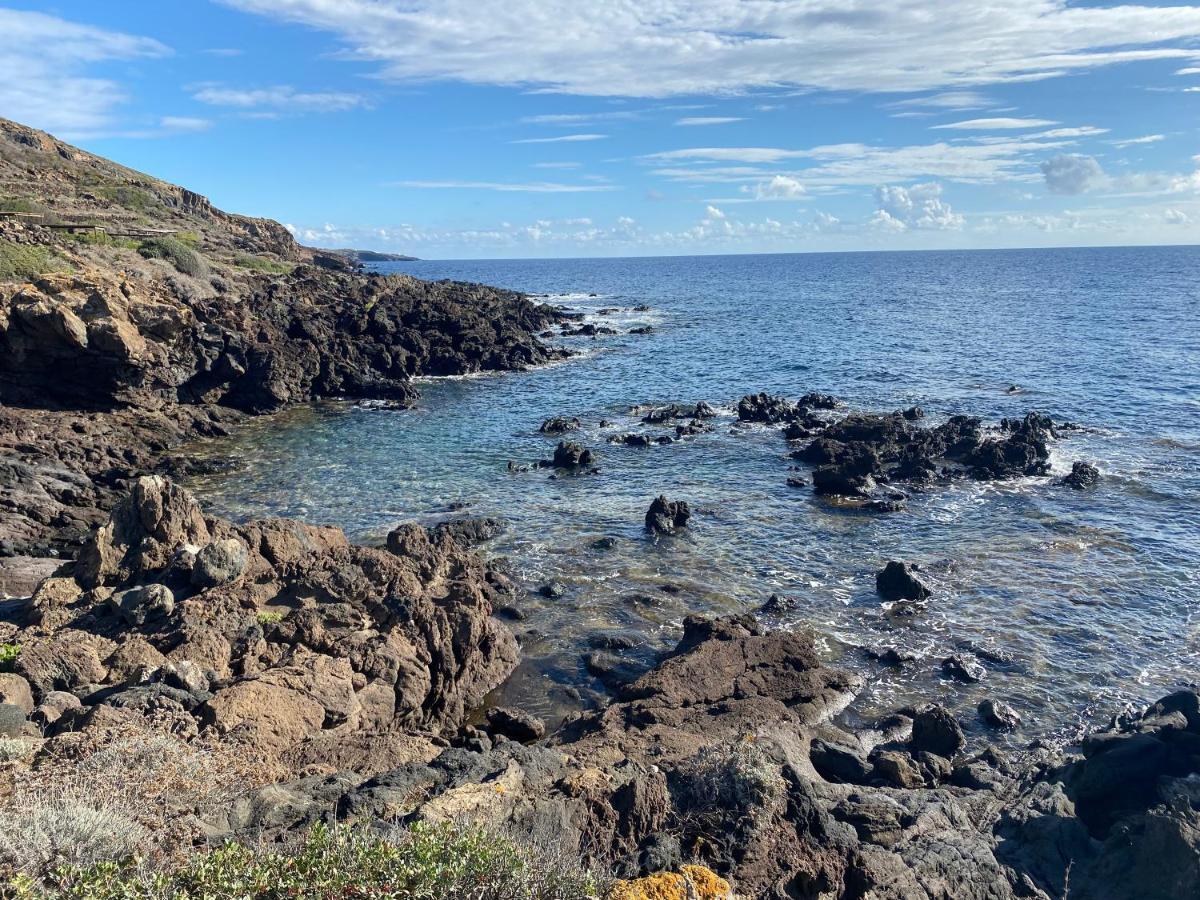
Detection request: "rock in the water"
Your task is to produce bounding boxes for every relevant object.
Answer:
[910,704,966,758]
[539,416,580,435]
[1060,460,1100,490]
[485,707,546,743]
[644,495,690,535]
[875,561,932,601]
[979,698,1022,730]
[191,538,248,588]
[942,653,987,683]
[551,441,595,469]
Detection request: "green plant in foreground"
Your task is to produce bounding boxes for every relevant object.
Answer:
[0,643,19,671]
[24,822,604,900]
[137,237,205,277]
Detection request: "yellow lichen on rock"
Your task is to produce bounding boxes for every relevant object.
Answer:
[608,864,733,900]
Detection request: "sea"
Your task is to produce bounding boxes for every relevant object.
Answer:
[185,246,1200,745]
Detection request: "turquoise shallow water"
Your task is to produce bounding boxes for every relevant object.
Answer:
[186,247,1200,744]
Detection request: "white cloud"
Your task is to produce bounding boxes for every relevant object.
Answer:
[1041,154,1104,194]
[510,133,607,144]
[391,179,617,192]
[888,91,994,110]
[218,0,1200,98]
[159,116,213,133]
[1109,134,1165,148]
[192,84,366,112]
[873,183,963,230]
[748,175,807,199]
[675,116,744,126]
[932,117,1057,130]
[0,9,169,136]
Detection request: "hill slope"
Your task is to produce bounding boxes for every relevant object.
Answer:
[0,116,565,556]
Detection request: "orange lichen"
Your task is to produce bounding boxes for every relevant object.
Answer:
[608,864,733,900]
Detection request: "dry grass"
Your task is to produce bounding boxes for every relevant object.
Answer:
[0,721,286,884]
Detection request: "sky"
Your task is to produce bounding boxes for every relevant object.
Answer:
[2,1,1200,258]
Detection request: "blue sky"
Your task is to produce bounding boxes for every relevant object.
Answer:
[2,1,1200,258]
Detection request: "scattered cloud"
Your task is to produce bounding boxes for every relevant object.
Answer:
[219,0,1200,97]
[390,179,617,193]
[888,91,994,110]
[0,9,169,136]
[872,182,963,230]
[1041,154,1104,194]
[1109,134,1165,148]
[932,117,1057,130]
[510,133,607,144]
[675,116,744,126]
[191,84,366,113]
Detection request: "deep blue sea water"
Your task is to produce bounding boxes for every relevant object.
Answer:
[187,247,1200,744]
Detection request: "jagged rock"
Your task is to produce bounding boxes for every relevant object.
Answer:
[485,707,546,743]
[1060,460,1101,490]
[109,583,175,626]
[551,441,595,469]
[942,653,987,683]
[644,496,690,535]
[0,702,25,737]
[979,698,1022,731]
[539,416,580,435]
[875,561,932,602]
[0,673,33,715]
[910,704,965,757]
[191,538,248,588]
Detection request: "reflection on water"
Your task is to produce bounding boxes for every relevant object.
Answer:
[186,248,1200,745]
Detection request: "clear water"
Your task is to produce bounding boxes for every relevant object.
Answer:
[186,247,1200,745]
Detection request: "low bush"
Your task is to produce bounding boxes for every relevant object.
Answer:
[137,237,205,277]
[232,252,292,275]
[12,821,607,899]
[0,244,61,281]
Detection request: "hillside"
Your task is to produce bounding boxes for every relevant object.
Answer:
[0,117,565,558]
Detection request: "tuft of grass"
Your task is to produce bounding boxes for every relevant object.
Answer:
[0,643,19,672]
[15,821,607,899]
[232,253,292,275]
[675,739,784,829]
[138,237,206,277]
[0,244,62,282]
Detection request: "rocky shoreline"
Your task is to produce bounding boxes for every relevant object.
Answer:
[2,475,1197,898]
[1,116,1197,898]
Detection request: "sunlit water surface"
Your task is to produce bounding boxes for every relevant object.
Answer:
[186,248,1200,745]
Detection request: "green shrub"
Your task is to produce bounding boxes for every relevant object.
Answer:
[67,231,139,250]
[232,253,292,275]
[93,185,157,215]
[0,244,61,282]
[22,822,605,899]
[138,237,205,277]
[0,643,18,671]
